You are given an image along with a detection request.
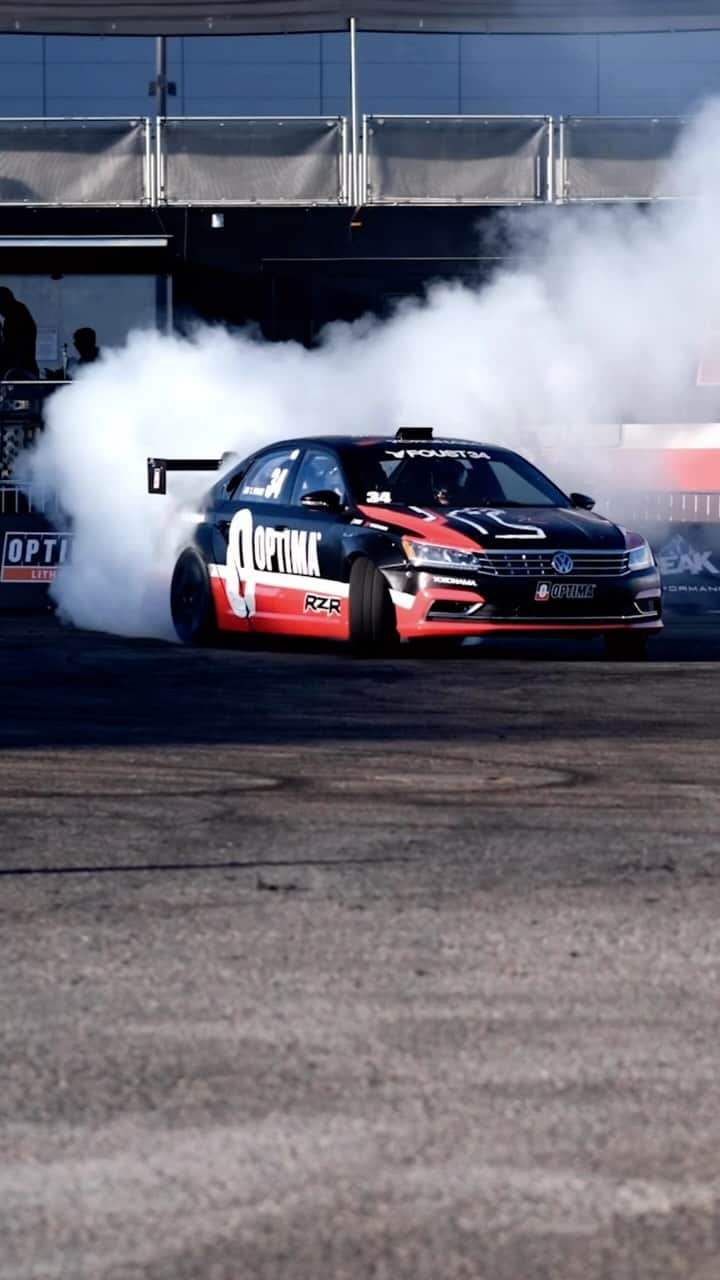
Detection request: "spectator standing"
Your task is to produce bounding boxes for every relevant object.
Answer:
[0,286,38,378]
[67,326,101,375]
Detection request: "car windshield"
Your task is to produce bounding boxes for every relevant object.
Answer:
[342,444,569,509]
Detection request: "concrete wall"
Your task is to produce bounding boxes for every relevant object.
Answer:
[1,30,720,119]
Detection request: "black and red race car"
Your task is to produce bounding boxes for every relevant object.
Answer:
[148,429,662,657]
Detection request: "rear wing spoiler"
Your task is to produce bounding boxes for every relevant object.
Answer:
[147,455,235,495]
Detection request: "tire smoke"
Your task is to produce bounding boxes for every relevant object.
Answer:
[22,99,720,639]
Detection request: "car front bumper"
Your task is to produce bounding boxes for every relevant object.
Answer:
[385,564,663,640]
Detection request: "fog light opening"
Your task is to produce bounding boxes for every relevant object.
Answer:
[426,599,485,620]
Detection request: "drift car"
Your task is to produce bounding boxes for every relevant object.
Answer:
[148,430,662,657]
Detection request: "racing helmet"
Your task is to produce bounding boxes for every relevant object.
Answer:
[300,451,345,498]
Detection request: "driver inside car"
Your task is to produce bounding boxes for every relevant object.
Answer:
[299,454,346,500]
[391,458,476,507]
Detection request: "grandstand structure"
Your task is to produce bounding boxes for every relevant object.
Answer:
[0,4,718,340]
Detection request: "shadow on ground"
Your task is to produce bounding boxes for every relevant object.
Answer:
[1,610,719,752]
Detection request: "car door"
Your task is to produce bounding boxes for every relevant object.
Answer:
[215,444,302,629]
[278,446,352,638]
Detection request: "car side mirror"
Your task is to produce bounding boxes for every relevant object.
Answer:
[569,492,595,511]
[300,489,343,511]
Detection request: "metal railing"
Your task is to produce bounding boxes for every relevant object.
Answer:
[608,490,720,525]
[0,113,703,207]
[0,117,153,206]
[557,116,686,202]
[361,114,554,205]
[0,482,63,517]
[156,116,349,206]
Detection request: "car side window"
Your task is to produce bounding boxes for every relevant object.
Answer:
[224,465,249,498]
[236,449,298,503]
[293,449,347,504]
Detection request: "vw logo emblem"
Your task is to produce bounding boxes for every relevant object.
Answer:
[552,552,574,575]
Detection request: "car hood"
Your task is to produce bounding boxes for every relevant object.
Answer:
[357,504,627,550]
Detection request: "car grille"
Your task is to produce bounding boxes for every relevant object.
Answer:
[473,549,631,577]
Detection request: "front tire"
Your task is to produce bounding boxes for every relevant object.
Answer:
[170,549,219,646]
[349,557,398,656]
[604,631,649,661]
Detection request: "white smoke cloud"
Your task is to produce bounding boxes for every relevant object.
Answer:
[21,98,720,639]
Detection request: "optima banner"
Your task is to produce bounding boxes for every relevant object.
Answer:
[1,530,72,583]
[0,513,71,608]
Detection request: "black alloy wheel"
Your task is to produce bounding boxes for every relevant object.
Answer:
[170,549,219,646]
[349,557,399,656]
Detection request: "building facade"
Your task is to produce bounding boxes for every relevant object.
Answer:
[1,27,719,366]
[2,29,720,119]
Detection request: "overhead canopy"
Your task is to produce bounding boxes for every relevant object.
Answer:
[2,1,720,36]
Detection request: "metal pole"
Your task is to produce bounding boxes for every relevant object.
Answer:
[362,113,368,203]
[166,273,174,335]
[156,273,171,334]
[341,117,348,203]
[155,35,168,119]
[349,17,358,204]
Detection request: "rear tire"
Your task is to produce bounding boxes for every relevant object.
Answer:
[170,549,219,646]
[604,631,649,661]
[349,557,398,656]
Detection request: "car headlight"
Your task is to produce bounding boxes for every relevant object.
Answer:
[627,539,655,571]
[402,537,481,570]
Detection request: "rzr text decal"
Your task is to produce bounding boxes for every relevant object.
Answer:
[304,593,341,615]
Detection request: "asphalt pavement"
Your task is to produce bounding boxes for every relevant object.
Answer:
[2,612,720,1280]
